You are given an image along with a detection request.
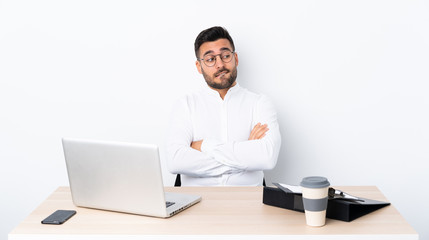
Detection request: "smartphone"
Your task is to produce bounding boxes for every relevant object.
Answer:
[41,210,76,225]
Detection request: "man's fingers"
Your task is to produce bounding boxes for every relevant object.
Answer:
[191,140,203,151]
[249,123,269,140]
[254,125,269,139]
[250,123,261,134]
[248,123,261,140]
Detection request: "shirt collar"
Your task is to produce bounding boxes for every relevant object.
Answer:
[203,82,241,100]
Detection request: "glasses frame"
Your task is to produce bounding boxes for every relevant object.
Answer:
[198,50,236,67]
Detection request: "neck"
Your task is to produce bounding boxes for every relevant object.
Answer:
[210,82,237,100]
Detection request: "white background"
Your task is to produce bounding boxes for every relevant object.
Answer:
[1,0,428,239]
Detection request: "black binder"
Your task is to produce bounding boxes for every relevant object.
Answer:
[263,186,390,222]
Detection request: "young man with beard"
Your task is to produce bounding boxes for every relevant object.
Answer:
[167,26,281,186]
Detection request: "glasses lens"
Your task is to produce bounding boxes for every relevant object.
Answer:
[203,55,216,67]
[220,51,233,63]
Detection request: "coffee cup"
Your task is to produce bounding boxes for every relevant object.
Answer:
[300,176,330,227]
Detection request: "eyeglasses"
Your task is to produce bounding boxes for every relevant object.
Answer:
[198,50,235,67]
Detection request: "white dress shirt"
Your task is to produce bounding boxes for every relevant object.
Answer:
[167,83,281,186]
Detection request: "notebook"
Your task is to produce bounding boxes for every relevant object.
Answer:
[62,138,201,218]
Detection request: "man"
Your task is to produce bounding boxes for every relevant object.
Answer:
[167,26,281,186]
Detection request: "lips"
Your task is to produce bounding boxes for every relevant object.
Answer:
[215,70,229,78]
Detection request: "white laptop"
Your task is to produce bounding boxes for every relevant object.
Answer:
[62,138,201,218]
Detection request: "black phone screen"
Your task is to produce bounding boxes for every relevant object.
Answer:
[41,210,76,224]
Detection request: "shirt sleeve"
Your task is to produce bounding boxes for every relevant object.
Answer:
[166,96,241,177]
[200,95,281,171]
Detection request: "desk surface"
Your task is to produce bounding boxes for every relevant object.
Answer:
[9,186,417,240]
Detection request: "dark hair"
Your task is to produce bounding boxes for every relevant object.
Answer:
[194,26,235,59]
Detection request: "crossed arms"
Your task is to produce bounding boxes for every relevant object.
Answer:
[190,123,269,151]
[167,95,281,177]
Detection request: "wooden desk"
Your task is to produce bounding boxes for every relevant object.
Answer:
[9,186,418,240]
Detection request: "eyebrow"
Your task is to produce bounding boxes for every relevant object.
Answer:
[202,50,214,57]
[202,47,233,57]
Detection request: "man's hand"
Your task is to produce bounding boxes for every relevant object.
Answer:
[248,123,269,140]
[191,140,203,152]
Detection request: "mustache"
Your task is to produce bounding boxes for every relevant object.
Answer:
[214,68,229,77]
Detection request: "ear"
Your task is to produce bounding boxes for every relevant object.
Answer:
[196,60,203,74]
[234,52,239,66]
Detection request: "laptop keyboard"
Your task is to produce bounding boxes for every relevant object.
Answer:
[166,201,175,208]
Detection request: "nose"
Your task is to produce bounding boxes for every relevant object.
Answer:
[214,55,225,69]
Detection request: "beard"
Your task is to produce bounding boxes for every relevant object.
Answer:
[202,66,237,90]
